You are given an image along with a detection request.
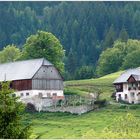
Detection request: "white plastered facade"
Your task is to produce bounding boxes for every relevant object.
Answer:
[14,90,64,100]
[116,83,140,104]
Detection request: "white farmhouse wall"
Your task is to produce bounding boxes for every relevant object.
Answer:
[116,83,140,104]
[15,89,64,99]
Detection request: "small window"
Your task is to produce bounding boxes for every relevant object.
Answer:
[26,93,29,96]
[131,93,135,97]
[20,93,24,97]
[125,94,127,99]
[53,93,57,96]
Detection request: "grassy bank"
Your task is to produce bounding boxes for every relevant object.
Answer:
[65,71,123,99]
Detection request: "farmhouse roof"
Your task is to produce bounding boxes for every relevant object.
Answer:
[0,58,53,81]
[130,74,140,81]
[113,68,140,84]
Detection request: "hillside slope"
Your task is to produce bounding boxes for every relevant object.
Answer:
[65,71,123,99]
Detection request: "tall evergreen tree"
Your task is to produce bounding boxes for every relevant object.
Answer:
[102,25,116,50]
[0,82,31,138]
[119,27,129,42]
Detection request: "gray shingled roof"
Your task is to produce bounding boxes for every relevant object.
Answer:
[131,74,140,81]
[0,58,53,82]
[113,67,140,84]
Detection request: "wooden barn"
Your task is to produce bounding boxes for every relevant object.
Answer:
[0,58,64,100]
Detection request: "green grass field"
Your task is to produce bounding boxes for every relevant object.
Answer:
[25,105,140,138]
[65,71,123,99]
[24,71,140,139]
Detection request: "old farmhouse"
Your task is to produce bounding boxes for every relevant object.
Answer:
[0,58,64,101]
[113,68,140,104]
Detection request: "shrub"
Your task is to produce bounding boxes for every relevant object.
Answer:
[83,113,140,138]
[25,103,36,113]
[111,92,116,100]
[129,104,140,109]
[118,98,130,104]
[94,99,107,107]
[119,105,128,109]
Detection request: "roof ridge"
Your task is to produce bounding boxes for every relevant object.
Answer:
[0,58,44,66]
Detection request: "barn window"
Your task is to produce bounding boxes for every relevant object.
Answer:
[26,93,29,96]
[53,93,57,96]
[131,92,135,97]
[20,93,24,97]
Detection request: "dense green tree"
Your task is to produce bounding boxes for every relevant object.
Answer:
[0,82,31,138]
[1,2,140,79]
[65,48,77,79]
[102,25,116,50]
[96,47,123,76]
[75,66,95,80]
[96,39,140,76]
[122,49,140,69]
[119,28,129,42]
[21,31,65,73]
[0,45,21,63]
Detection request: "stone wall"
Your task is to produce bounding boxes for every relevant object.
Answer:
[42,105,95,115]
[23,94,96,114]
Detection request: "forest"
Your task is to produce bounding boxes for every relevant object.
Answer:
[1,1,140,79]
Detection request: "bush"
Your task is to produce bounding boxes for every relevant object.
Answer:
[111,92,116,100]
[119,105,128,109]
[25,103,36,113]
[94,99,107,108]
[118,98,130,104]
[129,104,140,109]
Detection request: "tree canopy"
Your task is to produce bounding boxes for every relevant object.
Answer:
[96,39,140,76]
[0,45,21,63]
[21,31,65,73]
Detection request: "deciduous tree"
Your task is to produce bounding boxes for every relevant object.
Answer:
[21,31,65,73]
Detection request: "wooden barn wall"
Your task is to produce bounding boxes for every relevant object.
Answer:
[12,80,32,91]
[32,65,63,90]
[33,66,62,80]
[32,79,63,90]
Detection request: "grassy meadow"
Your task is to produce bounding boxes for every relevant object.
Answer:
[24,70,140,139]
[65,71,124,99]
[25,105,140,138]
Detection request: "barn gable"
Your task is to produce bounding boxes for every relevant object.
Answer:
[33,65,62,80]
[32,61,63,90]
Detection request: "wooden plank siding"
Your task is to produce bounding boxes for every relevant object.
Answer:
[12,80,32,91]
[32,79,63,90]
[10,65,63,91]
[32,65,63,90]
